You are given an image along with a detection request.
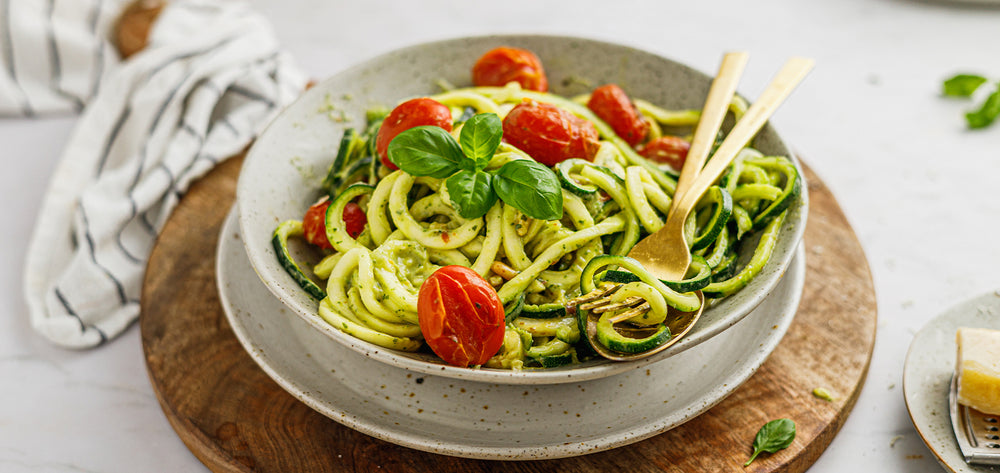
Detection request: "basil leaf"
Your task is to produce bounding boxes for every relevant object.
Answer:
[445,170,496,219]
[943,74,988,97]
[459,113,503,171]
[492,160,563,221]
[965,84,1000,130]
[387,126,464,178]
[744,418,796,466]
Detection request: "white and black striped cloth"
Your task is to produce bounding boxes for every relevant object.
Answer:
[12,0,308,348]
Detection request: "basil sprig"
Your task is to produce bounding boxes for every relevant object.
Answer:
[388,112,563,220]
[744,418,796,466]
[942,73,1000,130]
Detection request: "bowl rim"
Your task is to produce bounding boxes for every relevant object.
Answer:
[235,33,809,384]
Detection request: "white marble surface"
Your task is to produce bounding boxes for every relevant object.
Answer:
[3,0,999,471]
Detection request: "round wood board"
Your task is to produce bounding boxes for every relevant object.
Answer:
[141,155,877,472]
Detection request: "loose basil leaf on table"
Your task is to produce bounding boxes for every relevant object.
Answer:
[387,126,464,178]
[744,418,796,466]
[445,170,497,219]
[492,159,563,221]
[459,113,503,171]
[966,84,1000,130]
[943,74,988,97]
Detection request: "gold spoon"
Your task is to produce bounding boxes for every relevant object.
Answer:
[628,56,814,283]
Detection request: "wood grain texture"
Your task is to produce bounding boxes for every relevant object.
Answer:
[141,156,877,473]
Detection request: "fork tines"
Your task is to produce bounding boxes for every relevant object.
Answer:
[582,295,644,314]
[567,285,621,309]
[567,284,653,323]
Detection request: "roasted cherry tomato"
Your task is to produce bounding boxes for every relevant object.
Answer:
[302,198,368,249]
[502,100,600,166]
[341,201,367,239]
[302,198,333,249]
[375,97,453,170]
[472,47,548,92]
[417,265,506,367]
[587,84,649,147]
[638,136,691,172]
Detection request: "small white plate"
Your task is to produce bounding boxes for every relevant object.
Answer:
[903,291,1000,472]
[217,208,805,459]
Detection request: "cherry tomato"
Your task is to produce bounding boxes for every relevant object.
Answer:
[638,136,691,172]
[501,100,600,166]
[417,265,506,367]
[302,198,368,249]
[302,198,333,249]
[472,47,548,92]
[587,84,649,147]
[341,202,367,239]
[375,98,453,170]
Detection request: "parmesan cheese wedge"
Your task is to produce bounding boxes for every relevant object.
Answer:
[956,327,1000,415]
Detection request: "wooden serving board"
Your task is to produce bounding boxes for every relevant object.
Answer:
[141,155,877,472]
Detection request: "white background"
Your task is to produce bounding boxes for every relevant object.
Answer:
[3,0,1000,471]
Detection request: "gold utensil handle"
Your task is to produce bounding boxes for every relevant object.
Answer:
[673,51,748,201]
[678,57,814,211]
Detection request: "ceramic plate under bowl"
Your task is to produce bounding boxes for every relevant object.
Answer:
[903,290,1000,472]
[218,208,805,459]
[236,34,808,384]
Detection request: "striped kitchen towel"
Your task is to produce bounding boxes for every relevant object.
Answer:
[13,0,308,348]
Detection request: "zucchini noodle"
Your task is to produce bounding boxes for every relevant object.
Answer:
[272,82,800,368]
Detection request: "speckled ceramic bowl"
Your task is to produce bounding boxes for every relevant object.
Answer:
[236,34,808,384]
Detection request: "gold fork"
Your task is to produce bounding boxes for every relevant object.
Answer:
[573,56,814,360]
